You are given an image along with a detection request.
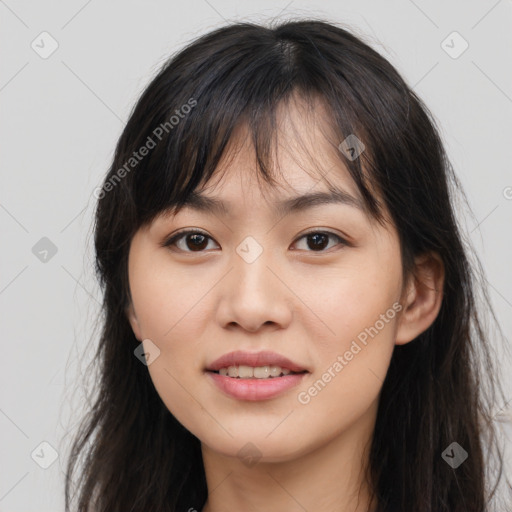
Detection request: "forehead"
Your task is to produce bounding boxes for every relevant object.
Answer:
[153,92,387,228]
[189,99,365,213]
[175,158,365,226]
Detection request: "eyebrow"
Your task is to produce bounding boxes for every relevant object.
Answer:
[176,188,364,217]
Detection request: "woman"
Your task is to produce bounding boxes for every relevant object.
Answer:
[65,19,511,512]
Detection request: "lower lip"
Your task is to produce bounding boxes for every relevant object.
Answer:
[206,371,307,401]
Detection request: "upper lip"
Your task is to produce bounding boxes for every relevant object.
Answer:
[206,350,308,373]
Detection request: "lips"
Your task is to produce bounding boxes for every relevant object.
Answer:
[205,350,308,373]
[205,350,309,401]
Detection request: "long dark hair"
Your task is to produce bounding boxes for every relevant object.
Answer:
[64,19,511,511]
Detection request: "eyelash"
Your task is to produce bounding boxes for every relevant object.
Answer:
[162,229,349,253]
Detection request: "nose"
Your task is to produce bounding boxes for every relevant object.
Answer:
[215,244,293,333]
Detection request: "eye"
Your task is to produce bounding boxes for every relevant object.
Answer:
[162,229,348,253]
[162,229,219,252]
[292,230,348,252]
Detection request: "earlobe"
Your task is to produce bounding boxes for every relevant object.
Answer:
[395,252,445,345]
[126,302,143,341]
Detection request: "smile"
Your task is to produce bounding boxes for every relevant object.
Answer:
[213,365,305,379]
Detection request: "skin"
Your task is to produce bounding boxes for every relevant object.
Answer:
[126,95,444,512]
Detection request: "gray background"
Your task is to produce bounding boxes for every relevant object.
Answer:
[1,1,511,510]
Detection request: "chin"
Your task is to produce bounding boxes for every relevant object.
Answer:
[199,428,312,465]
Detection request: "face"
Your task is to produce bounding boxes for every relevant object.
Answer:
[126,98,406,463]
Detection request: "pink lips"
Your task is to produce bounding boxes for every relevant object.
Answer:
[205,350,308,401]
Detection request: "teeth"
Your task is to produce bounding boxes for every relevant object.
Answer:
[238,365,253,379]
[253,366,270,378]
[269,365,281,377]
[216,365,295,379]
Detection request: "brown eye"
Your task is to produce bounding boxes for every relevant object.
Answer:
[307,233,329,251]
[293,231,347,252]
[163,230,218,252]
[163,229,348,254]
[184,233,209,251]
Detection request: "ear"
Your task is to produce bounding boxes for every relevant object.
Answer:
[126,302,143,341]
[395,252,445,345]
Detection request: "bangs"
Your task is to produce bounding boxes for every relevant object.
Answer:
[168,90,383,223]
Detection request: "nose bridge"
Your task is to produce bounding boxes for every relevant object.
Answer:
[216,234,292,331]
[232,234,277,301]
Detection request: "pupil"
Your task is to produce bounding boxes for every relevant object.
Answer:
[308,233,328,251]
[187,234,207,251]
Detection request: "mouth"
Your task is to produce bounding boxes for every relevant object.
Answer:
[204,351,310,401]
[208,365,308,379]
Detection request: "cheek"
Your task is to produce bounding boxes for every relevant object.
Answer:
[301,254,401,350]
[130,265,214,432]
[129,253,210,340]
[294,247,402,404]
[294,278,400,432]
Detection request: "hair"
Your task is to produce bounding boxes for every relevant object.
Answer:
[65,18,511,512]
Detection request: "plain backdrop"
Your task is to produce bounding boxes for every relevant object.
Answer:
[1,1,511,510]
